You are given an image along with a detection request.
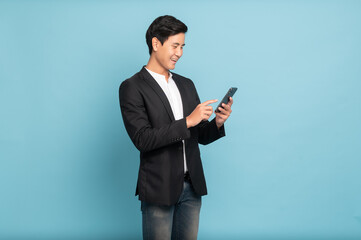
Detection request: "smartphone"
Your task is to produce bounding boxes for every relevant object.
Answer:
[215,87,237,112]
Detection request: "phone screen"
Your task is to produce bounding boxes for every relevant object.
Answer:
[215,87,237,112]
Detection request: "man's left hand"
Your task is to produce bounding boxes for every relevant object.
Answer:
[215,97,233,129]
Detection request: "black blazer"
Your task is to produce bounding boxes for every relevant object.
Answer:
[119,67,225,206]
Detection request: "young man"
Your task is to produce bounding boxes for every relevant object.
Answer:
[119,15,233,240]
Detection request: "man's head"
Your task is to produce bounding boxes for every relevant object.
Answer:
[145,15,188,71]
[146,15,188,55]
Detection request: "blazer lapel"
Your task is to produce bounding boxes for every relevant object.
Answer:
[140,67,175,121]
[172,74,189,118]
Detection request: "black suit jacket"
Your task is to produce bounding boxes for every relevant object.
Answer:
[119,67,225,206]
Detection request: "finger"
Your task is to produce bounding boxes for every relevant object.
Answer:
[202,99,218,106]
[204,106,213,112]
[221,103,232,112]
[205,107,214,115]
[227,97,234,106]
[203,111,213,118]
[217,106,230,116]
[202,112,212,120]
[215,111,226,120]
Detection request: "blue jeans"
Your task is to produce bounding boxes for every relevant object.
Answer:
[141,180,202,240]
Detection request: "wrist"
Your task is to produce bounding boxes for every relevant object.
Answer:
[215,118,224,129]
[186,116,193,128]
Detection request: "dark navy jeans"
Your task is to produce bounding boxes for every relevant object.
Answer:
[141,180,202,240]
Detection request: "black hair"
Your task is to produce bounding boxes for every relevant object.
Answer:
[146,15,188,55]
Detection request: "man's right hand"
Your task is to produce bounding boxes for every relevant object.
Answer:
[186,99,218,128]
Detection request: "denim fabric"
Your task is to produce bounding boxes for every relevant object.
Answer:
[141,181,202,240]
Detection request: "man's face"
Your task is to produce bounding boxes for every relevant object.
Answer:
[153,33,185,71]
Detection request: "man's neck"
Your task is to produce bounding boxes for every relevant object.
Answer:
[146,57,170,82]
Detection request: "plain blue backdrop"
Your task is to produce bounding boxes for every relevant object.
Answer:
[1,0,361,239]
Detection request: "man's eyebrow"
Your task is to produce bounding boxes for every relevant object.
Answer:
[172,43,186,46]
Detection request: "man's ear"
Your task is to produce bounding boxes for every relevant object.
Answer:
[152,37,159,52]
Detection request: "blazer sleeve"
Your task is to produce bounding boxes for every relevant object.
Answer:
[119,80,191,153]
[197,118,225,145]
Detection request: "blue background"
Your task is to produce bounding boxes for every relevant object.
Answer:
[1,0,361,239]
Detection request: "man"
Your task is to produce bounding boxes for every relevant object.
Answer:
[119,15,233,240]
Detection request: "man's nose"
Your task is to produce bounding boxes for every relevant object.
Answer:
[176,47,183,57]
